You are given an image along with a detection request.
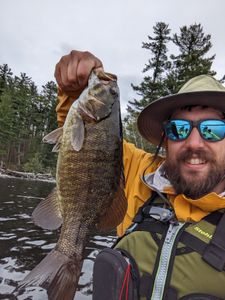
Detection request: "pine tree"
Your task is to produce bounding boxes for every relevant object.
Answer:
[23,81,58,173]
[124,22,171,150]
[0,64,58,173]
[128,22,171,115]
[0,65,15,166]
[0,64,13,98]
[166,23,216,93]
[124,23,219,150]
[40,81,58,134]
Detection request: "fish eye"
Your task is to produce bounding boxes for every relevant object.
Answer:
[109,88,118,96]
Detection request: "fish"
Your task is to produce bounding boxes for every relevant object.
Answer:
[15,69,127,300]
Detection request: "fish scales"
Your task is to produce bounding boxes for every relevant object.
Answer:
[15,70,126,300]
[56,119,121,232]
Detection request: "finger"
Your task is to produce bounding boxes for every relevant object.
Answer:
[55,50,103,92]
[59,56,71,89]
[62,51,95,90]
[57,58,80,92]
[66,55,81,88]
[54,62,63,87]
[75,52,103,88]
[54,55,72,89]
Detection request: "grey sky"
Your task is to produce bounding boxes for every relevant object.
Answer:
[1,0,225,114]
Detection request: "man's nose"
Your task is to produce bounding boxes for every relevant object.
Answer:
[184,127,205,148]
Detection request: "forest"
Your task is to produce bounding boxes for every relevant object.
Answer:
[0,22,223,174]
[0,68,58,173]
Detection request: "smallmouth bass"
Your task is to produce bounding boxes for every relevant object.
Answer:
[16,69,127,300]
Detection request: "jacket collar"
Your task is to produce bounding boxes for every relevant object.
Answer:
[142,162,175,195]
[142,162,225,222]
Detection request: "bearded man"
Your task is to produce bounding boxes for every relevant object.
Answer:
[55,50,225,299]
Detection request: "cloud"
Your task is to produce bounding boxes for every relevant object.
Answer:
[1,0,225,113]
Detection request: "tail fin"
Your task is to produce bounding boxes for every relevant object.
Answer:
[16,249,82,300]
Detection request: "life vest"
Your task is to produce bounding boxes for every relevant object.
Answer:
[93,192,225,300]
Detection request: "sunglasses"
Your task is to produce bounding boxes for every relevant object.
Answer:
[163,119,225,142]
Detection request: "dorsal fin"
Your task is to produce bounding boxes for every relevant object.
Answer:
[43,127,63,144]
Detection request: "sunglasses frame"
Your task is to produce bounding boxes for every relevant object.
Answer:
[163,119,225,142]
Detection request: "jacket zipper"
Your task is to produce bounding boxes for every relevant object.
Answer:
[151,222,186,300]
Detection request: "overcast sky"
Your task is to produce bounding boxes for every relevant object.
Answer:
[1,0,225,114]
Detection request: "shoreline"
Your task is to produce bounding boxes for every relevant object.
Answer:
[0,167,55,182]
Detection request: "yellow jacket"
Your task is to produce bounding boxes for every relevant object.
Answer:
[57,91,225,236]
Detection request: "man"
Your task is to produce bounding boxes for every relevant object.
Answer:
[55,50,225,299]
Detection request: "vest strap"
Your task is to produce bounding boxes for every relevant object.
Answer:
[203,212,225,271]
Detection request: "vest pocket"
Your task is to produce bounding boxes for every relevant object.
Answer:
[93,248,139,300]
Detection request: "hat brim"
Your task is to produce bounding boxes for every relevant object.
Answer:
[137,91,225,146]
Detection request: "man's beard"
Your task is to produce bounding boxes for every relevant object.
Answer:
[164,148,225,199]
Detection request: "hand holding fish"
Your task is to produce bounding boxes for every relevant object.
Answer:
[55,50,103,96]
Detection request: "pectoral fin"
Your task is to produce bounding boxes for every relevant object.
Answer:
[71,114,85,151]
[32,188,63,230]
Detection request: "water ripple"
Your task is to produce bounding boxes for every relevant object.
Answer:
[0,177,117,299]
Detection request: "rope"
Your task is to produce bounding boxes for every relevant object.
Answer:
[119,263,131,300]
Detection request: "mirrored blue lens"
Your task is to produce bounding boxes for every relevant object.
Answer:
[200,120,225,141]
[164,120,191,141]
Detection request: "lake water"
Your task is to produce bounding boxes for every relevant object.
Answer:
[0,176,116,299]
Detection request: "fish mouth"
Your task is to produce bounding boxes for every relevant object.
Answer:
[94,68,117,82]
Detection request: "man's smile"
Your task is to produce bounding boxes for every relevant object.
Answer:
[186,158,206,165]
[182,157,208,171]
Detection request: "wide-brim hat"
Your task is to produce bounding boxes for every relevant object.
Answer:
[137,75,225,146]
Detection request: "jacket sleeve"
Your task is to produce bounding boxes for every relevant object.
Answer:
[56,88,81,127]
[117,141,163,236]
